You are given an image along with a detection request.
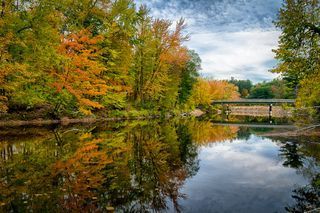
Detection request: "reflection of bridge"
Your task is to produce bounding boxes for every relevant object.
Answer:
[212,99,295,105]
[211,123,296,129]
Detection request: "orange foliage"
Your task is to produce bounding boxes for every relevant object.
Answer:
[53,134,112,210]
[52,30,107,114]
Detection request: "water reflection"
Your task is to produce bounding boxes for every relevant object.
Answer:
[279,142,304,168]
[0,120,202,212]
[285,174,320,212]
[0,119,319,212]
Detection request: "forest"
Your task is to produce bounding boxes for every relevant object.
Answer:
[0,0,204,119]
[0,0,319,121]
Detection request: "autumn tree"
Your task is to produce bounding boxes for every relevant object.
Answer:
[99,0,137,110]
[187,79,239,108]
[0,0,203,117]
[208,80,240,100]
[131,6,189,109]
[51,30,107,115]
[0,0,62,112]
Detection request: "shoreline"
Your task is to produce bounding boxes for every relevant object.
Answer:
[0,115,164,127]
[0,109,206,127]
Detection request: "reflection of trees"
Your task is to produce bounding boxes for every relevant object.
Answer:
[236,127,251,140]
[286,174,320,213]
[279,142,304,168]
[269,137,320,212]
[52,133,113,211]
[186,120,239,145]
[100,122,199,212]
[177,124,199,178]
[0,139,60,211]
[0,127,83,212]
[0,120,200,212]
[286,142,320,212]
[209,114,291,125]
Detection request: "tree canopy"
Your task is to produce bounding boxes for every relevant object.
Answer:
[0,0,204,116]
[272,0,320,109]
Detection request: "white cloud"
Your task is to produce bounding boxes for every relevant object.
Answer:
[188,29,281,82]
[136,0,282,82]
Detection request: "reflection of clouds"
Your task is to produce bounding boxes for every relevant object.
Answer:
[136,0,282,82]
[178,136,309,212]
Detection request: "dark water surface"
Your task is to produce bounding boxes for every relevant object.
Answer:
[1,118,320,212]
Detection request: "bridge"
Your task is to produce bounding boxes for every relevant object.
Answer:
[212,99,295,105]
[212,99,295,117]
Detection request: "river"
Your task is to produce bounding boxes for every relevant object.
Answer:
[0,117,319,212]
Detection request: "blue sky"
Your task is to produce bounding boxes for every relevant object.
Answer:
[136,0,283,82]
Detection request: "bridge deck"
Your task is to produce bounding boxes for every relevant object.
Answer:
[212,99,295,105]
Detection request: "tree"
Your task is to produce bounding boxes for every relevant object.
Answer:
[249,83,275,99]
[99,0,137,110]
[228,78,252,98]
[178,50,201,104]
[51,30,107,115]
[249,79,295,99]
[187,79,240,108]
[131,6,189,109]
[272,0,320,108]
[208,80,240,100]
[0,0,203,117]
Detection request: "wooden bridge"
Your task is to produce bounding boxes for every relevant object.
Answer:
[212,99,295,105]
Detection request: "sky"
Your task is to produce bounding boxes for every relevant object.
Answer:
[135,0,283,82]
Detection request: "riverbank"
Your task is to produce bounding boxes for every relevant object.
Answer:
[0,116,155,127]
[0,109,206,127]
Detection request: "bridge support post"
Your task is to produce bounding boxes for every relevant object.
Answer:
[269,104,273,117]
[226,104,231,114]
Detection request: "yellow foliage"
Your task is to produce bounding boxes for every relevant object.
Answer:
[79,133,92,141]
[296,71,320,108]
[187,120,239,145]
[188,78,240,107]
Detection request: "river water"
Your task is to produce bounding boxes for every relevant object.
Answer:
[0,117,319,212]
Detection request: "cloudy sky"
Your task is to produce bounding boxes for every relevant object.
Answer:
[136,0,283,82]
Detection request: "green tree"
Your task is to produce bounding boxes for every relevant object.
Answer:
[0,0,63,112]
[228,78,253,98]
[272,0,320,108]
[249,79,295,99]
[178,50,201,104]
